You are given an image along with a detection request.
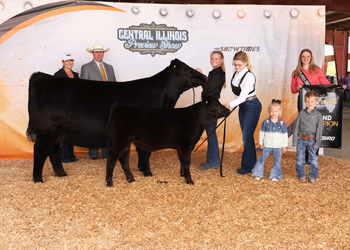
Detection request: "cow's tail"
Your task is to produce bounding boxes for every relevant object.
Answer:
[106,102,119,149]
[26,72,40,142]
[106,118,112,149]
[26,124,36,142]
[106,132,112,149]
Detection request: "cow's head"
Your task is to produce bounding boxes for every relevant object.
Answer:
[202,95,230,120]
[170,59,207,88]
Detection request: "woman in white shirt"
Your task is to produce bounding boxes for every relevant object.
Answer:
[224,51,261,175]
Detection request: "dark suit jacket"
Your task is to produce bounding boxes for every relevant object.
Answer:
[80,60,116,81]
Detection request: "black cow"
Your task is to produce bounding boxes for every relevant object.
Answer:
[26,59,207,183]
[106,96,230,186]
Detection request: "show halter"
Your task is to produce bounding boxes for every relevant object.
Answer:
[171,63,206,105]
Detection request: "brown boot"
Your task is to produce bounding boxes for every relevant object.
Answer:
[299,177,307,183]
[308,178,316,183]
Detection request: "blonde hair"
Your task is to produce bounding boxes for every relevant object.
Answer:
[269,100,282,117]
[211,51,226,88]
[304,91,318,101]
[233,51,252,71]
[292,48,319,79]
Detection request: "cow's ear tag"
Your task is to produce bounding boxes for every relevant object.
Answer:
[174,65,176,68]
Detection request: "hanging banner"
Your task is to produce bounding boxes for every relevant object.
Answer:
[300,85,343,148]
[0,1,326,159]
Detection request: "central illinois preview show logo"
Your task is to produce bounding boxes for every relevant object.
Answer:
[117,22,189,56]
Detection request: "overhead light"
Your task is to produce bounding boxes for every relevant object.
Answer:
[160,8,168,16]
[212,9,221,19]
[131,6,140,14]
[290,8,299,18]
[318,7,325,17]
[237,9,245,18]
[24,2,33,10]
[264,9,272,18]
[186,9,194,17]
[0,2,5,11]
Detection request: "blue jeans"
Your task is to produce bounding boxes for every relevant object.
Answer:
[345,89,350,102]
[238,98,262,173]
[61,144,76,162]
[203,120,220,168]
[252,147,283,180]
[89,147,108,159]
[296,138,319,179]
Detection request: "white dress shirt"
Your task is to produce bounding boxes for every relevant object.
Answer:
[229,67,256,108]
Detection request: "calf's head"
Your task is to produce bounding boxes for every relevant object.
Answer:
[170,59,207,88]
[202,96,230,123]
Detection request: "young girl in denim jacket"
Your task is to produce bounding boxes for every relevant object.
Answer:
[252,100,288,181]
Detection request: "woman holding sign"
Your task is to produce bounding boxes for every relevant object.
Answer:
[291,48,335,163]
[291,48,333,110]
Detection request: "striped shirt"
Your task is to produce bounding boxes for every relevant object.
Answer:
[293,108,324,149]
[259,117,288,148]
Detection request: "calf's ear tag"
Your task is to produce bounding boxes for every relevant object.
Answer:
[174,65,176,68]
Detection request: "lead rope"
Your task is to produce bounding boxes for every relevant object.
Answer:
[193,106,237,176]
[220,118,227,177]
[219,106,236,177]
[193,87,195,104]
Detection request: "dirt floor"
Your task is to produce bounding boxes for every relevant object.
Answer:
[1,149,349,249]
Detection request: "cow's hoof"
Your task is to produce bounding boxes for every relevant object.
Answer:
[106,181,113,187]
[56,172,67,177]
[33,177,44,183]
[128,178,135,183]
[143,172,153,177]
[186,180,194,185]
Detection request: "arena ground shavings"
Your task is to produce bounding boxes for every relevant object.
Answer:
[0,150,349,249]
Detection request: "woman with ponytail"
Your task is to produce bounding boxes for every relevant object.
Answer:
[197,51,226,170]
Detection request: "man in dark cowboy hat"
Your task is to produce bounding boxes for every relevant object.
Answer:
[81,42,116,160]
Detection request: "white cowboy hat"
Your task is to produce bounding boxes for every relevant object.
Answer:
[86,42,110,53]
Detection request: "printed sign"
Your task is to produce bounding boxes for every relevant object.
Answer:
[214,46,260,52]
[300,85,343,148]
[117,22,189,56]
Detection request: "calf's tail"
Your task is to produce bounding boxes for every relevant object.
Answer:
[26,72,39,142]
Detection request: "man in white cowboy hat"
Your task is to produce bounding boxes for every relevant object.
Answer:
[81,42,116,160]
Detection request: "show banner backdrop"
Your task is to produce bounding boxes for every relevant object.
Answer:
[300,86,343,148]
[0,0,326,160]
